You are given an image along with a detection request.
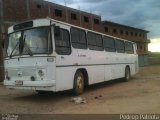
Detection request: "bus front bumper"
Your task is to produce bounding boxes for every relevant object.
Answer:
[4,80,56,87]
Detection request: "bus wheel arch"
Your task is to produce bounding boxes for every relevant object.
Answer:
[124,65,131,82]
[73,68,89,95]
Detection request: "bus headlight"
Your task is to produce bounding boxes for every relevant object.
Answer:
[31,76,36,81]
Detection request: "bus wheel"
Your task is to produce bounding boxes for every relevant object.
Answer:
[73,71,85,95]
[124,67,131,82]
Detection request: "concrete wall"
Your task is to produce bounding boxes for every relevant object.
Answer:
[138,55,149,67]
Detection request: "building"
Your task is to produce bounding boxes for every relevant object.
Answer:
[102,21,150,67]
[0,0,150,81]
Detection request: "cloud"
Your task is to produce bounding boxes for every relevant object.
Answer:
[148,38,160,52]
[46,0,160,39]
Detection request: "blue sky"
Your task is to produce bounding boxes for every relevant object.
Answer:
[46,0,160,51]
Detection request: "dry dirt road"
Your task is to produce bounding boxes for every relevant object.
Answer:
[0,65,160,114]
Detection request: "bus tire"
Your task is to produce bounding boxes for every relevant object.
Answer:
[73,71,85,95]
[124,67,131,82]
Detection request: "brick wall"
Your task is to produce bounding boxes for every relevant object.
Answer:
[102,22,149,54]
[29,0,49,19]
[67,8,80,26]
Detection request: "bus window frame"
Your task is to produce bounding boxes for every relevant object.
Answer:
[54,28,72,55]
[70,27,87,50]
[6,26,53,58]
[87,32,104,51]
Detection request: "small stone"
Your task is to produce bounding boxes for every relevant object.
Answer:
[99,95,102,98]
[71,97,87,104]
[94,96,98,99]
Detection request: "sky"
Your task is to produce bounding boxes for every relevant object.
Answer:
[46,0,160,52]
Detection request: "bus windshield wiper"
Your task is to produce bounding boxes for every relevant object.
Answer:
[9,41,19,58]
[10,32,24,58]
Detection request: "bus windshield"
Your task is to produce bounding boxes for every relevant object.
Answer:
[7,27,52,57]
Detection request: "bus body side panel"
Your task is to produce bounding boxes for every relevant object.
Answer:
[55,67,73,91]
[105,52,125,80]
[53,20,139,92]
[54,53,74,91]
[81,49,105,85]
[55,48,106,91]
[105,52,114,81]
[114,53,128,79]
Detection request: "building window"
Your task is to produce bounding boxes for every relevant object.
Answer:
[125,31,128,35]
[139,33,141,37]
[137,45,139,49]
[104,27,108,32]
[84,16,89,23]
[120,30,123,35]
[55,9,62,17]
[94,18,100,24]
[37,4,41,9]
[71,13,77,20]
[143,34,145,38]
[135,32,138,37]
[140,44,143,49]
[144,45,147,51]
[131,32,133,36]
[144,45,146,51]
[113,29,117,34]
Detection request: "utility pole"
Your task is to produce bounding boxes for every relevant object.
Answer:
[78,6,82,26]
[64,0,68,22]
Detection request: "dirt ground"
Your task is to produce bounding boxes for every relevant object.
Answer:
[0,65,160,114]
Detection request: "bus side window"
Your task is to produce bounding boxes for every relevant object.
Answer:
[87,32,103,51]
[103,36,116,52]
[125,42,134,54]
[115,39,125,53]
[54,28,71,55]
[71,27,87,49]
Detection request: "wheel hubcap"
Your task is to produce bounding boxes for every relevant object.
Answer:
[126,70,130,80]
[77,76,83,89]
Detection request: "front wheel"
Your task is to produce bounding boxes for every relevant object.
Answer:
[73,71,85,95]
[124,67,131,82]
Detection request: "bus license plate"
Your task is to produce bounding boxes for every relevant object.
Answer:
[15,80,23,86]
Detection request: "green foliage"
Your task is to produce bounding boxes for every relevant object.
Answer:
[149,52,160,58]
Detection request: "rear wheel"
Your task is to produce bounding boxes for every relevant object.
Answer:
[124,67,131,82]
[73,71,85,95]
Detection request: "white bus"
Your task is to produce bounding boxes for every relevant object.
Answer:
[4,18,138,95]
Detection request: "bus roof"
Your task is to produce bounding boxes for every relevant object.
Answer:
[8,17,136,44]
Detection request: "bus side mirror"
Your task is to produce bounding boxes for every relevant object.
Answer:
[54,26,60,37]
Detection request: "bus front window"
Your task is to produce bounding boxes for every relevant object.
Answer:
[7,27,52,57]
